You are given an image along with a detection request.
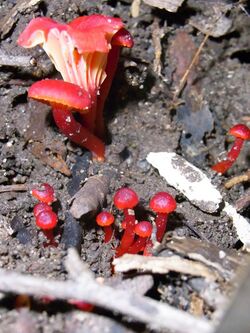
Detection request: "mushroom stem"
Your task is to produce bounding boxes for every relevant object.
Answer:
[127,238,147,254]
[155,212,168,242]
[95,45,120,139]
[52,107,105,161]
[118,208,136,248]
[103,225,113,243]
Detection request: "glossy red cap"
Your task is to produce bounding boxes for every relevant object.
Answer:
[113,187,139,210]
[96,211,115,227]
[149,192,176,214]
[134,221,153,237]
[36,210,58,230]
[31,183,55,205]
[229,124,250,140]
[28,80,91,112]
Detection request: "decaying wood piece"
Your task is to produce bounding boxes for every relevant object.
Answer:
[131,0,141,18]
[166,237,244,280]
[224,170,250,189]
[113,254,218,281]
[0,249,213,333]
[70,171,114,219]
[143,0,185,12]
[0,184,28,193]
[0,0,42,39]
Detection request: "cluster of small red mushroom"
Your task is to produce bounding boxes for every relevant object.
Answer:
[96,187,177,257]
[31,183,58,246]
[212,123,250,174]
[18,15,133,161]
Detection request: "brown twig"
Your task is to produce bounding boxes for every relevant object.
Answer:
[172,33,209,102]
[224,170,250,189]
[0,184,28,193]
[0,249,213,333]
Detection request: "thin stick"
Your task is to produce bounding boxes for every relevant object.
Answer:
[224,170,250,189]
[172,33,209,101]
[0,249,213,333]
[0,184,28,193]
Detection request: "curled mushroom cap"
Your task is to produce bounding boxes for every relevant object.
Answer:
[28,79,92,112]
[134,221,153,238]
[18,15,132,93]
[229,124,250,140]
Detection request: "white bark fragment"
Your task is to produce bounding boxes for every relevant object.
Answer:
[147,152,222,213]
[143,0,184,12]
[146,152,250,250]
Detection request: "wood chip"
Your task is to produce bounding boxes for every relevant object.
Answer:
[131,0,141,18]
[70,171,114,219]
[113,254,218,281]
[143,0,185,12]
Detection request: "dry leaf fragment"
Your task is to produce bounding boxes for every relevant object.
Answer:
[143,0,185,12]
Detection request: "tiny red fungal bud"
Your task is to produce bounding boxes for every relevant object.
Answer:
[114,187,139,256]
[31,183,55,205]
[33,202,52,217]
[212,123,250,174]
[113,187,139,210]
[96,211,115,243]
[36,210,58,230]
[149,192,176,242]
[128,221,153,254]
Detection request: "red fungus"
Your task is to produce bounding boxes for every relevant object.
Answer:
[114,187,139,256]
[33,202,53,217]
[149,192,176,242]
[127,221,153,254]
[35,210,58,246]
[31,183,55,205]
[28,80,105,160]
[18,15,133,159]
[96,211,115,243]
[212,124,250,174]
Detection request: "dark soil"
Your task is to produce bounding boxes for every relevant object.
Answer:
[0,0,249,332]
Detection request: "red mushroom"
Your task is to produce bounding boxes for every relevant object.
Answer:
[28,80,105,160]
[35,210,58,246]
[18,15,133,157]
[96,211,115,243]
[127,221,153,254]
[149,192,176,242]
[114,187,139,256]
[212,124,250,174]
[31,183,55,205]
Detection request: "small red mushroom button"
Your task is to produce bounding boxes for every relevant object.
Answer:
[31,183,55,205]
[127,221,153,254]
[114,187,139,256]
[212,124,250,174]
[149,192,176,242]
[96,211,115,243]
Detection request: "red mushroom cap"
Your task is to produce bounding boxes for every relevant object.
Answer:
[33,202,52,217]
[36,210,58,230]
[96,211,115,227]
[134,221,153,238]
[31,183,55,205]
[113,187,139,210]
[149,192,176,214]
[229,124,250,140]
[28,80,91,112]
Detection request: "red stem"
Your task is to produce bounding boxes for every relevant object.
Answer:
[227,138,243,161]
[115,208,136,257]
[103,225,113,243]
[143,239,153,256]
[43,230,58,247]
[52,107,105,161]
[212,138,244,174]
[156,213,168,242]
[95,46,121,139]
[127,237,147,254]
